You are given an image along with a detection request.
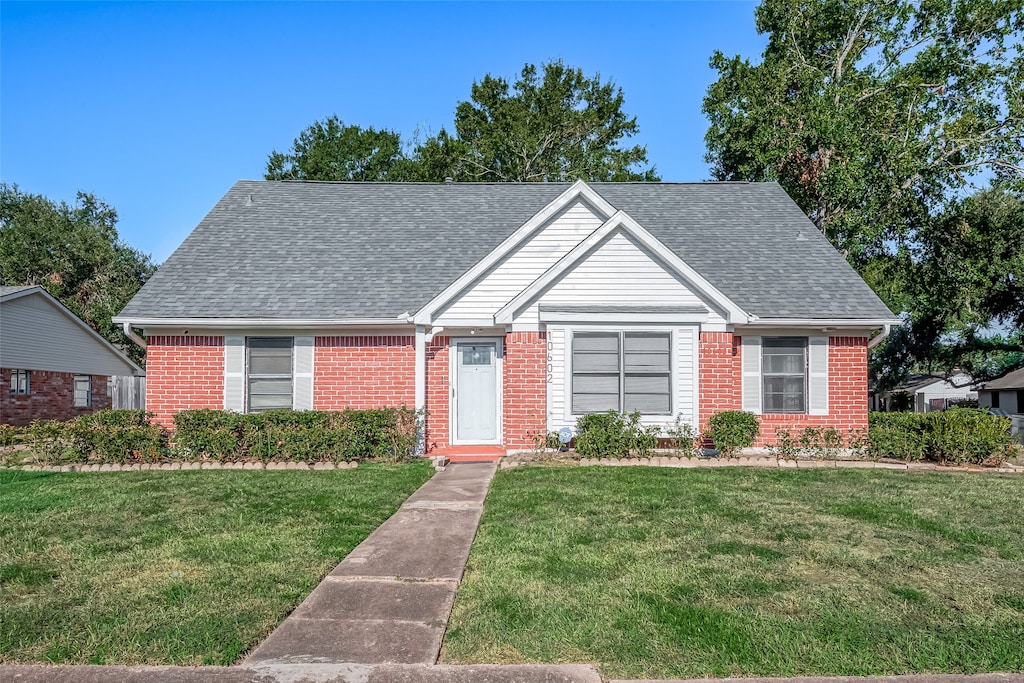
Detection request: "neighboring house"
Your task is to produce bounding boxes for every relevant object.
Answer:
[1,286,145,426]
[881,372,979,412]
[978,368,1024,415]
[114,180,899,455]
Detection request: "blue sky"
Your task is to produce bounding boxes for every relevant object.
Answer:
[1,1,766,263]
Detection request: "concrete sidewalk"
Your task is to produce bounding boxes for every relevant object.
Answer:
[244,462,496,668]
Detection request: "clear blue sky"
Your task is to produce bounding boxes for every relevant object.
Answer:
[1,1,766,263]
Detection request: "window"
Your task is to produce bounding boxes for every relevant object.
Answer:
[762,337,806,414]
[73,375,92,408]
[10,369,29,395]
[991,391,1000,408]
[571,332,671,414]
[247,337,293,412]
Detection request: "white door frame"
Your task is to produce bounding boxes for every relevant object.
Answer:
[449,336,504,446]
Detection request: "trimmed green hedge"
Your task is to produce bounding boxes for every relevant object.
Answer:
[707,410,760,456]
[23,410,164,464]
[868,409,1012,465]
[575,411,659,459]
[172,408,419,463]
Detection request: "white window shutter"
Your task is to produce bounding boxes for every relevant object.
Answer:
[808,336,829,416]
[293,336,315,410]
[741,336,762,414]
[224,336,246,412]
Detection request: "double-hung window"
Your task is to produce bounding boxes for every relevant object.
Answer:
[10,369,30,395]
[73,375,92,408]
[571,332,671,414]
[247,337,293,412]
[762,337,807,414]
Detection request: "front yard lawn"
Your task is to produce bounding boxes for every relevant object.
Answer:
[443,467,1024,678]
[0,462,432,665]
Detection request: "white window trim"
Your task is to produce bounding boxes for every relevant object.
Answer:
[449,336,504,446]
[10,369,30,396]
[73,375,92,408]
[562,325,680,423]
[245,336,295,413]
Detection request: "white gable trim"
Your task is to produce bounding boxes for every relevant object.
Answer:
[3,286,144,375]
[412,180,617,325]
[494,211,748,325]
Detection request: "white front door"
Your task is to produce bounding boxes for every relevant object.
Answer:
[454,340,499,443]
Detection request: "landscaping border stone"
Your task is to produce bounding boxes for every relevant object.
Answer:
[2,460,362,473]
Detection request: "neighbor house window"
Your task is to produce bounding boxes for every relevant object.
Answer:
[73,375,92,408]
[247,337,293,412]
[762,337,807,414]
[991,392,1001,409]
[10,369,30,395]
[571,332,671,414]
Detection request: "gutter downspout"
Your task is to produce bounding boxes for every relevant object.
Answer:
[122,321,148,351]
[867,323,892,349]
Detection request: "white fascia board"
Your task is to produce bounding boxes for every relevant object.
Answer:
[16,288,144,375]
[539,310,710,324]
[113,316,410,329]
[411,180,617,325]
[494,210,749,325]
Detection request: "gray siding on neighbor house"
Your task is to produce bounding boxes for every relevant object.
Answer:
[0,292,139,377]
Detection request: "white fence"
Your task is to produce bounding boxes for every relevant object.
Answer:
[109,375,146,410]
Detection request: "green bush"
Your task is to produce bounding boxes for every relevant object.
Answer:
[0,424,24,447]
[867,410,1012,465]
[665,415,700,457]
[23,411,164,464]
[574,411,659,458]
[172,407,420,462]
[707,411,760,457]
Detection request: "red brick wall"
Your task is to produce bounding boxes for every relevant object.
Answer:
[425,336,450,451]
[697,333,869,446]
[503,331,548,450]
[755,336,868,445]
[1,369,111,426]
[314,336,415,409]
[698,332,742,428]
[145,336,224,429]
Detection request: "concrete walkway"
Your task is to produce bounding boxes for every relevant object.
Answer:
[244,462,496,669]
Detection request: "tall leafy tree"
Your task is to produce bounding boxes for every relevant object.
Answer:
[703,0,1023,266]
[702,0,1023,384]
[418,61,658,182]
[266,116,413,181]
[264,61,658,183]
[0,184,156,365]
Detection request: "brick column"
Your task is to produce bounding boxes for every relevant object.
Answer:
[698,332,741,432]
[503,331,548,451]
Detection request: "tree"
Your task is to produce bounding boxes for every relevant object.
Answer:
[0,184,156,365]
[264,61,659,183]
[873,187,1024,389]
[702,0,1023,384]
[703,0,1023,266]
[420,61,659,182]
[266,116,413,181]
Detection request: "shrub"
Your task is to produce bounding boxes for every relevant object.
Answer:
[867,410,1012,465]
[665,415,700,457]
[172,407,420,462]
[0,424,24,447]
[574,411,659,458]
[23,411,163,464]
[927,408,1012,465]
[706,411,759,457]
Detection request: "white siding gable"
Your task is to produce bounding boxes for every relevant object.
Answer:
[519,230,728,326]
[0,292,138,376]
[435,200,605,323]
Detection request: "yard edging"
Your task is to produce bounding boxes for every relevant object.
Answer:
[6,460,360,472]
[501,455,1024,474]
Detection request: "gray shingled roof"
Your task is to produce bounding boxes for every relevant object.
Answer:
[0,285,40,298]
[119,180,896,321]
[982,367,1024,391]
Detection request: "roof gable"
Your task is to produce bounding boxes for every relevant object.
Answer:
[117,180,897,324]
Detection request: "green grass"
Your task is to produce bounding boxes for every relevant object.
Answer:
[443,467,1024,678]
[0,462,432,665]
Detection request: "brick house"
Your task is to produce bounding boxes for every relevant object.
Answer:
[1,286,144,426]
[115,180,899,455]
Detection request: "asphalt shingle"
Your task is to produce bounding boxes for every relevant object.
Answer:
[119,181,895,321]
